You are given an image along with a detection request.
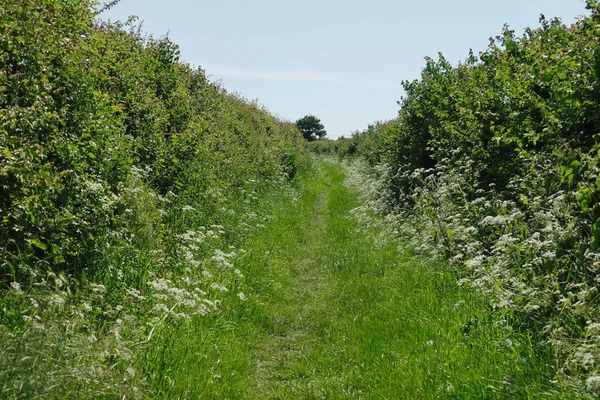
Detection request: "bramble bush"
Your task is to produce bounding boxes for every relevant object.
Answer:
[345,2,600,394]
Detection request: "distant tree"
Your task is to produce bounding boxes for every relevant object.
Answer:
[296,115,327,141]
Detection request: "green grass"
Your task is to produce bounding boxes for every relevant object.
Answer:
[136,161,562,399]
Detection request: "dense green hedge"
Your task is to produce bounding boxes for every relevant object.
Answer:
[347,2,600,390]
[0,0,307,281]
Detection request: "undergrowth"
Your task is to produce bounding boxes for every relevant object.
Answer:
[0,0,308,397]
[332,2,600,393]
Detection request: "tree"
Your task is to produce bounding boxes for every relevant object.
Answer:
[296,115,327,141]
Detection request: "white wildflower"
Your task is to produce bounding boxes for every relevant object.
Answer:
[89,283,107,293]
[586,375,600,392]
[197,303,210,316]
[464,226,478,235]
[578,352,595,368]
[481,215,508,227]
[148,278,170,291]
[451,253,464,263]
[586,323,600,335]
[181,298,196,308]
[203,299,220,310]
[237,292,247,301]
[10,281,23,294]
[466,255,486,268]
[212,249,235,268]
[154,303,170,313]
[48,294,65,308]
[126,288,145,300]
[495,234,519,248]
[210,283,228,292]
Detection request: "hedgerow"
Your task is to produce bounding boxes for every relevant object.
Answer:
[0,0,308,396]
[0,0,306,281]
[347,2,600,393]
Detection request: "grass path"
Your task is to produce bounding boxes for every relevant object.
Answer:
[238,161,555,399]
[149,161,557,398]
[247,164,333,395]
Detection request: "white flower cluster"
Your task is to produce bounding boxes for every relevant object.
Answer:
[0,160,294,398]
[343,154,600,393]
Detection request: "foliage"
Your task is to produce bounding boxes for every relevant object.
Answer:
[307,137,353,156]
[344,3,600,393]
[0,0,309,396]
[295,114,327,141]
[0,0,307,280]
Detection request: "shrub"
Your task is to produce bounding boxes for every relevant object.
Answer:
[347,2,600,392]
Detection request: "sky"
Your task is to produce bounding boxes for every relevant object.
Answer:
[101,0,589,139]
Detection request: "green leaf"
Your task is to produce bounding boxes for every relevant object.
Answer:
[30,239,47,251]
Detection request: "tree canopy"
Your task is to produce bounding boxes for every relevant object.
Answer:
[296,115,327,141]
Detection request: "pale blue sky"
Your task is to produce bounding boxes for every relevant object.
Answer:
[101,0,588,138]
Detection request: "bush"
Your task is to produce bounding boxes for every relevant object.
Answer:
[348,2,600,392]
[0,0,307,282]
[0,1,310,396]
